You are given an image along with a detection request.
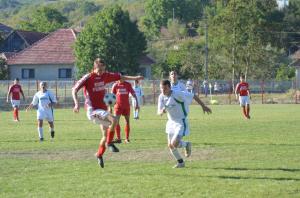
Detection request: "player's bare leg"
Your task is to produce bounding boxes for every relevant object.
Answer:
[246,104,251,119]
[95,125,108,168]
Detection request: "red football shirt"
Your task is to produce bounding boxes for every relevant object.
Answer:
[112,81,135,108]
[8,84,24,100]
[236,82,249,96]
[73,72,121,110]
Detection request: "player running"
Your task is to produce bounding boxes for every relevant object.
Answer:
[26,81,57,141]
[111,78,139,143]
[235,74,251,119]
[72,58,143,168]
[132,80,145,120]
[158,80,211,168]
[6,78,25,122]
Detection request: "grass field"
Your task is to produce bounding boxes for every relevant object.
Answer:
[1,104,300,197]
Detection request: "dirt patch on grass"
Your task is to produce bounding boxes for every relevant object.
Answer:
[0,148,216,162]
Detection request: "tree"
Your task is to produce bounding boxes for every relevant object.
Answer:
[142,0,209,38]
[74,5,147,78]
[19,6,68,33]
[0,58,8,80]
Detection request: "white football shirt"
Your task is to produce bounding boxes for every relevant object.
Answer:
[158,90,193,121]
[31,90,57,111]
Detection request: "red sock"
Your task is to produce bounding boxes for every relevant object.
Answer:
[242,107,247,117]
[116,124,121,140]
[247,106,250,116]
[13,109,16,120]
[106,129,115,144]
[96,145,106,157]
[125,123,130,140]
[16,109,19,120]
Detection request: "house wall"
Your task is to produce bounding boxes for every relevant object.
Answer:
[139,64,152,79]
[9,64,75,80]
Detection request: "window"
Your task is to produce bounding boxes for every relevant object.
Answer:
[58,68,72,78]
[22,69,35,79]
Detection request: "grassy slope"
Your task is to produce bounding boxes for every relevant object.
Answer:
[0,104,300,197]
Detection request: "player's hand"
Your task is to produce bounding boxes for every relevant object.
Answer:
[73,104,80,113]
[202,105,212,114]
[25,106,31,112]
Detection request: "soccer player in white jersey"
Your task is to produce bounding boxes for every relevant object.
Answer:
[158,80,211,168]
[132,80,145,119]
[169,70,210,109]
[26,81,57,141]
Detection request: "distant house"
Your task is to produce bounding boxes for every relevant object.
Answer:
[0,30,47,53]
[138,55,155,79]
[0,23,13,38]
[7,29,77,80]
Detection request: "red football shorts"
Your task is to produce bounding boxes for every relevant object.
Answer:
[114,106,130,116]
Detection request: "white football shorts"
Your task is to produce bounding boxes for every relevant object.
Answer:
[166,118,190,137]
[239,96,250,106]
[11,100,20,108]
[86,107,111,127]
[37,109,54,122]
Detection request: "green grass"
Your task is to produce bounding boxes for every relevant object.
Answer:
[1,104,300,197]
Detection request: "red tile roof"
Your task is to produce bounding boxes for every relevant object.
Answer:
[1,52,17,60]
[7,29,76,65]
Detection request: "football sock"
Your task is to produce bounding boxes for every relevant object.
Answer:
[106,129,115,144]
[13,109,16,120]
[178,140,187,148]
[242,107,247,117]
[247,106,250,116]
[125,123,130,140]
[97,145,106,157]
[38,127,44,139]
[136,111,139,118]
[16,109,19,120]
[170,148,182,161]
[116,124,121,140]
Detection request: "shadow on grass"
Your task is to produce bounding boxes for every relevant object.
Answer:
[211,167,300,172]
[201,142,300,147]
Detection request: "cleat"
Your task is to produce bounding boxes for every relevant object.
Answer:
[185,142,192,157]
[51,131,55,138]
[124,139,130,143]
[112,139,122,144]
[108,143,119,152]
[39,138,44,142]
[97,156,104,168]
[173,162,185,168]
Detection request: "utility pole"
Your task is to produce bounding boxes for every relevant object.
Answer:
[204,21,208,81]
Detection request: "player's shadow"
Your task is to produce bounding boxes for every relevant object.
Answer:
[201,142,300,147]
[210,167,300,172]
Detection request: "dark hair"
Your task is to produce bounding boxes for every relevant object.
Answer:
[160,79,171,87]
[240,74,245,79]
[94,58,105,65]
[14,78,19,81]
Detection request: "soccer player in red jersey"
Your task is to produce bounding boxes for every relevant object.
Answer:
[112,78,139,143]
[235,74,251,119]
[6,78,25,122]
[72,58,143,168]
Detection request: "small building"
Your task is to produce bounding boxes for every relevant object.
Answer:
[7,29,77,80]
[0,30,47,53]
[0,23,13,38]
[138,55,155,79]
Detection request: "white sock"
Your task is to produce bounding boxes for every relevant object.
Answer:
[170,148,182,161]
[38,127,43,139]
[136,111,139,117]
[50,127,54,132]
[178,140,187,148]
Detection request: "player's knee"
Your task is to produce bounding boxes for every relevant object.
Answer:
[168,143,174,149]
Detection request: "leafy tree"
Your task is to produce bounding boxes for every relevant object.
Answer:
[0,0,20,9]
[74,5,146,78]
[276,64,295,80]
[0,58,8,80]
[142,0,209,38]
[19,6,68,33]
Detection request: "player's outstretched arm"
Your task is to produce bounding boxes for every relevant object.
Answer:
[193,95,212,114]
[122,75,144,81]
[72,88,80,113]
[132,93,139,110]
